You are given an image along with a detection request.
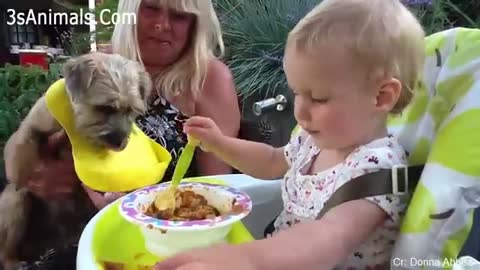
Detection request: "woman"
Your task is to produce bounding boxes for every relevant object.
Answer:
[2,0,240,268]
[113,0,240,179]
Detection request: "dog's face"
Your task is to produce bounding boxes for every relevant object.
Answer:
[62,52,152,151]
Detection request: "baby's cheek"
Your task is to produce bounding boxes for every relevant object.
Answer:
[331,114,360,139]
[324,112,349,131]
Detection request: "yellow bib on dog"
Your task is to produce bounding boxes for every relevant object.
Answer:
[44,79,172,192]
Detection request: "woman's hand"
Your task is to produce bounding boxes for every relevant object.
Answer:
[153,243,259,270]
[24,130,79,201]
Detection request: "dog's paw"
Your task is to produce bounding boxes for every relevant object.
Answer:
[2,260,28,270]
[6,139,40,187]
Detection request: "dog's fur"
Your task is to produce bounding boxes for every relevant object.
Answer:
[0,52,153,270]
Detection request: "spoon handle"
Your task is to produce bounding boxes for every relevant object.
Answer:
[171,141,196,187]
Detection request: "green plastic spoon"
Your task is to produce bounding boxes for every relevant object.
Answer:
[154,137,198,212]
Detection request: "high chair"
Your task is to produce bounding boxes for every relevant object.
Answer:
[285,27,480,269]
[386,27,480,269]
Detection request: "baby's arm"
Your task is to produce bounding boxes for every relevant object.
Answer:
[212,136,288,179]
[184,116,288,179]
[247,199,387,270]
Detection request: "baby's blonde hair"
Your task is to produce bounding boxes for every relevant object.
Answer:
[287,0,426,113]
[111,0,224,101]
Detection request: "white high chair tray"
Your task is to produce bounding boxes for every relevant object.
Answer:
[76,174,283,270]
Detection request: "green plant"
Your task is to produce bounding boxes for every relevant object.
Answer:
[215,0,479,100]
[215,0,319,100]
[94,0,119,43]
[0,64,63,154]
[56,27,91,57]
[409,0,480,34]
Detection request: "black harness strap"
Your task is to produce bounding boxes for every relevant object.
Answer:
[316,165,424,219]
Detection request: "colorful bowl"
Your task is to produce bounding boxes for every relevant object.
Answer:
[119,182,252,257]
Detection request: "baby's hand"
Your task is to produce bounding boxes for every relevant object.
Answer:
[153,243,259,270]
[183,116,224,152]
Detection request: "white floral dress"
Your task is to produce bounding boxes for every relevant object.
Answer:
[269,129,408,269]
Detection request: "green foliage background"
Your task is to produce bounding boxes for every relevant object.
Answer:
[0,64,63,175]
[214,0,480,100]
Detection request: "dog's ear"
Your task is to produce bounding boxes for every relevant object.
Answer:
[137,68,153,108]
[63,55,96,101]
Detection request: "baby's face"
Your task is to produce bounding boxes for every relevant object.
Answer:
[284,44,384,151]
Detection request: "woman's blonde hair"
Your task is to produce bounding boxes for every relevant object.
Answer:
[287,0,426,114]
[111,0,224,101]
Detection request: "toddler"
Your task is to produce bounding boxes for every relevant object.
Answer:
[155,0,425,269]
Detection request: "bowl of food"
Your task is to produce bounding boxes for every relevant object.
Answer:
[119,182,252,257]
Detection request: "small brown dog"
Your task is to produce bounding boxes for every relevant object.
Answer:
[0,52,153,270]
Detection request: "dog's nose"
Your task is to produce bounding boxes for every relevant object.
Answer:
[101,131,127,149]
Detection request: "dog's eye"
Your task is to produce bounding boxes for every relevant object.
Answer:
[95,105,116,114]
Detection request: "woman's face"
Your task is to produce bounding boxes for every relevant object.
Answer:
[137,0,196,68]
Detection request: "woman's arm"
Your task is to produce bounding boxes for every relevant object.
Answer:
[249,199,388,270]
[194,59,241,176]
